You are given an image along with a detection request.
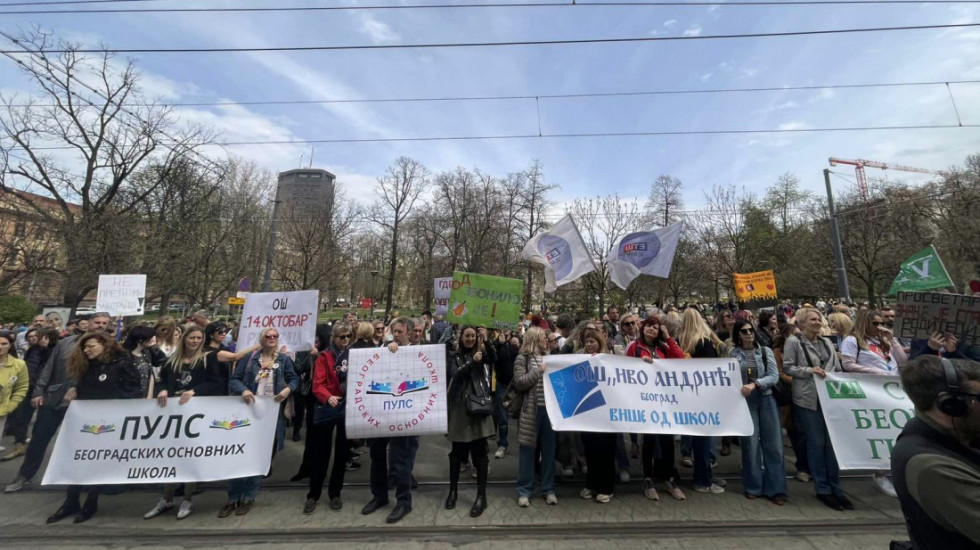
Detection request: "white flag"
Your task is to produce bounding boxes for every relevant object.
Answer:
[607,221,683,290]
[522,214,596,293]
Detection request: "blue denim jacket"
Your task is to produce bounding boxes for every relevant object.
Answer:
[229,351,299,397]
[229,351,299,452]
[730,345,779,395]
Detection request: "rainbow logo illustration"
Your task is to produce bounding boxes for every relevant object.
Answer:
[80,423,115,435]
[209,418,252,431]
[368,378,429,397]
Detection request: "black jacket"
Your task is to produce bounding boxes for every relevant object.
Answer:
[448,344,497,406]
[158,353,227,397]
[75,355,142,401]
[494,341,519,386]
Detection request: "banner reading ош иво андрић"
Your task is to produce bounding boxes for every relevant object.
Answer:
[445,272,523,329]
[541,354,754,436]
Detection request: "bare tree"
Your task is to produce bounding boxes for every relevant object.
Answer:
[367,156,429,317]
[571,195,641,315]
[0,29,210,307]
[644,174,685,227]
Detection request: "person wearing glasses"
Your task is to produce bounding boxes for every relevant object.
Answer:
[612,314,639,355]
[840,310,908,498]
[626,316,686,501]
[220,327,298,518]
[372,320,385,347]
[784,307,853,511]
[303,322,353,514]
[730,320,788,505]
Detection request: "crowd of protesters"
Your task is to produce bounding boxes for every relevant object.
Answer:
[0,298,977,539]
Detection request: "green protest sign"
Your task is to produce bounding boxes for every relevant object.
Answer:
[888,245,954,295]
[446,272,524,329]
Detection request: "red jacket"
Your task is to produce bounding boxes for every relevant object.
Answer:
[626,337,685,360]
[312,348,343,405]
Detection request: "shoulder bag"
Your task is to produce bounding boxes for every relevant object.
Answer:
[502,354,531,418]
[464,358,493,417]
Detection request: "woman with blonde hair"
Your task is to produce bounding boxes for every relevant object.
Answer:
[513,326,557,507]
[154,316,179,357]
[827,312,853,350]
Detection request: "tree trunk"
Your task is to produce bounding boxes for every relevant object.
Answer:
[385,222,399,318]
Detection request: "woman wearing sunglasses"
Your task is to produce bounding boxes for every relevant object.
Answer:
[303,322,353,514]
[626,316,686,502]
[220,327,299,518]
[840,310,907,498]
[730,320,788,505]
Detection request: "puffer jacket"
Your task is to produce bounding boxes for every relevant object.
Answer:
[512,353,545,448]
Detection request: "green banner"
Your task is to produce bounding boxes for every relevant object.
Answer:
[888,245,954,296]
[446,271,524,329]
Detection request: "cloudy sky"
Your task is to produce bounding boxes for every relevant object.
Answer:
[2,0,979,210]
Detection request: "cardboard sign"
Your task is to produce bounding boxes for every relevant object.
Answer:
[895,291,980,346]
[237,290,318,352]
[433,277,452,317]
[733,270,778,309]
[96,274,147,316]
[445,272,524,329]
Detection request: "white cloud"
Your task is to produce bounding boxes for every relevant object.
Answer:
[752,101,799,115]
[663,19,678,28]
[777,121,809,131]
[682,25,702,37]
[358,13,400,44]
[700,73,713,82]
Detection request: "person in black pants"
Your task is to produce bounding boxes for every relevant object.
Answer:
[46,332,142,524]
[578,330,618,503]
[304,322,352,513]
[2,328,58,462]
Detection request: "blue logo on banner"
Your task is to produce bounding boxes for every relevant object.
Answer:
[618,232,662,268]
[549,361,607,419]
[537,235,573,280]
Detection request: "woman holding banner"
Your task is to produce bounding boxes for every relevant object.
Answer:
[46,332,141,524]
[579,329,619,504]
[840,310,907,498]
[144,325,226,520]
[730,320,788,505]
[446,326,497,517]
[220,327,299,518]
[303,322,352,514]
[627,316,686,502]
[676,309,726,495]
[514,326,558,507]
[783,307,853,512]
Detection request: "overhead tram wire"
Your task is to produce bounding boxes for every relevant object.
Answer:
[2,22,979,54]
[8,79,979,109]
[5,0,980,14]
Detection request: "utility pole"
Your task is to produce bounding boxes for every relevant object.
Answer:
[261,183,281,292]
[823,169,851,302]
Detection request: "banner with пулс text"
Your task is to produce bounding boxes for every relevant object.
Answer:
[541,354,754,436]
[237,289,318,353]
[345,344,448,439]
[42,396,279,485]
[815,372,914,470]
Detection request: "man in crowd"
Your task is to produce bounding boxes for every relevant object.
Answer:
[362,317,418,523]
[892,355,980,548]
[15,314,47,355]
[191,309,210,329]
[5,312,112,493]
[603,305,620,341]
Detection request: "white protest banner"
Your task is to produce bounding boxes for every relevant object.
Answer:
[815,372,913,470]
[42,396,278,485]
[96,274,147,316]
[542,354,753,436]
[434,277,452,317]
[345,344,448,439]
[237,290,318,353]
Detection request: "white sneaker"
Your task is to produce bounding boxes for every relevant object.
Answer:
[695,484,725,494]
[545,493,558,505]
[579,487,594,499]
[873,473,897,498]
[517,496,530,508]
[144,498,174,519]
[494,447,506,459]
[176,499,193,519]
[795,471,811,483]
[595,493,612,503]
[619,470,630,483]
[643,478,659,501]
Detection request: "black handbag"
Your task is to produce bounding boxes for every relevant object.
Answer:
[464,365,493,417]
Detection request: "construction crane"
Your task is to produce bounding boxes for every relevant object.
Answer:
[828,157,940,202]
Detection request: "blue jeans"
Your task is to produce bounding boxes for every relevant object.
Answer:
[795,405,843,497]
[493,384,509,448]
[227,476,261,502]
[516,407,556,497]
[681,435,718,462]
[739,391,788,497]
[690,436,713,488]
